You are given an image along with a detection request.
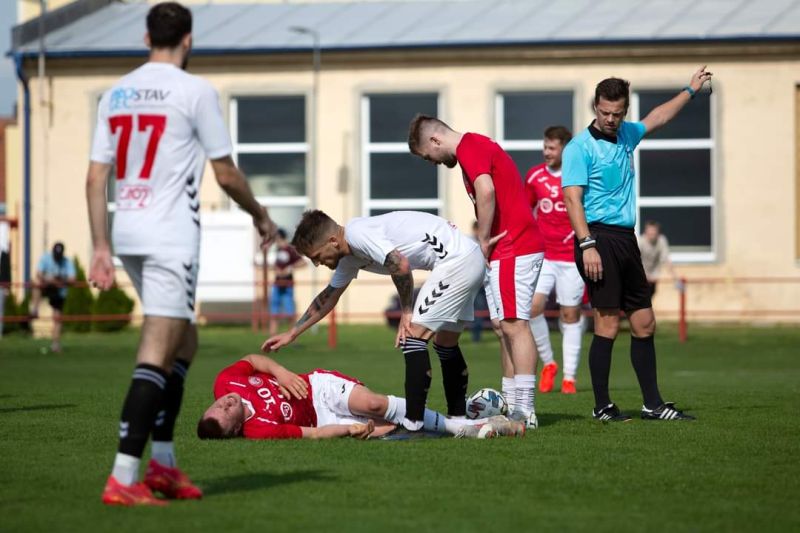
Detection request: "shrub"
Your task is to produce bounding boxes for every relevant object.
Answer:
[92,283,134,332]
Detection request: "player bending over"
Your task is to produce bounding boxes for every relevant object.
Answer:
[263,210,489,437]
[198,354,525,440]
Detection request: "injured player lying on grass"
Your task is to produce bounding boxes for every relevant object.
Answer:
[197,354,525,440]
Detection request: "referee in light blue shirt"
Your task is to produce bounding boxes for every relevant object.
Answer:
[562,67,713,423]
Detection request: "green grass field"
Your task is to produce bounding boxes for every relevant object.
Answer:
[1,324,799,532]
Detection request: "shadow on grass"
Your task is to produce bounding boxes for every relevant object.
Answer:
[0,403,77,414]
[537,412,584,426]
[201,469,337,496]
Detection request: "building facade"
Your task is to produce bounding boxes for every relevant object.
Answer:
[6,0,800,323]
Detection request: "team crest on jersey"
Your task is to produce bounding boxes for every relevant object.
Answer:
[281,402,293,420]
[248,376,264,387]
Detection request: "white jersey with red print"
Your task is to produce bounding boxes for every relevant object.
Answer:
[213,360,318,440]
[525,164,575,262]
[330,211,477,288]
[90,62,232,256]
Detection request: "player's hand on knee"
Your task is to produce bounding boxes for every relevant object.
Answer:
[395,312,413,348]
[582,248,603,282]
[262,332,293,353]
[275,368,309,400]
[89,250,115,290]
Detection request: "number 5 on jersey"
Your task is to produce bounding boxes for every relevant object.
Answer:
[109,114,167,180]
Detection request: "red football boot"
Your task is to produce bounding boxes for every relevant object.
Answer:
[102,475,168,506]
[561,379,577,394]
[144,460,203,500]
[539,362,558,393]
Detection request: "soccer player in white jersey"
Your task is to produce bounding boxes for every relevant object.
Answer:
[86,3,276,506]
[524,126,586,395]
[263,210,494,437]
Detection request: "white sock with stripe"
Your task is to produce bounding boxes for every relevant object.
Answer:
[562,320,583,381]
[514,374,537,415]
[530,315,554,365]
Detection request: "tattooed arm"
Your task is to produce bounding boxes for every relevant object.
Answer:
[261,283,348,352]
[385,249,415,347]
[385,249,414,313]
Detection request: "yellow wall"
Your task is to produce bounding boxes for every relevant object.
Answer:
[14,50,800,323]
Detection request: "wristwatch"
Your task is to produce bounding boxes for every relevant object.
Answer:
[578,234,597,250]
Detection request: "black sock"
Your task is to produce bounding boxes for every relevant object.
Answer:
[630,335,663,409]
[152,359,190,442]
[402,337,432,423]
[589,335,615,409]
[433,343,468,417]
[118,364,168,458]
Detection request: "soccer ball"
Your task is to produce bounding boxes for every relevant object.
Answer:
[465,388,508,420]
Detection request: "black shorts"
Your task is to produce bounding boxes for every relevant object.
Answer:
[43,285,65,311]
[574,223,652,312]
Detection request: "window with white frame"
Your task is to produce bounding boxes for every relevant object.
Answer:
[230,95,308,237]
[495,90,574,177]
[633,90,714,261]
[362,93,440,216]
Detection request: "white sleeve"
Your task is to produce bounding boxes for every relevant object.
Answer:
[89,92,114,164]
[193,81,233,160]
[345,220,395,266]
[330,257,361,288]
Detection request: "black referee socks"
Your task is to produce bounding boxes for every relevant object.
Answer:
[630,335,664,409]
[589,335,615,409]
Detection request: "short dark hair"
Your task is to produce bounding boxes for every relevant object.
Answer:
[147,2,192,49]
[197,416,231,439]
[644,220,661,230]
[594,77,631,109]
[407,114,451,155]
[291,210,339,255]
[277,228,288,240]
[543,126,572,146]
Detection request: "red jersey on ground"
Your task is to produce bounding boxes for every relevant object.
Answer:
[456,133,543,261]
[525,164,575,262]
[213,360,317,439]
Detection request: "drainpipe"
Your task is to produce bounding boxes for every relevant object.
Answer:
[13,53,31,291]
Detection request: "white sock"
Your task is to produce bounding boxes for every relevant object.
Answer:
[502,377,517,413]
[383,395,406,424]
[530,315,554,365]
[514,374,537,415]
[151,441,176,468]
[424,409,480,435]
[111,453,141,486]
[562,320,583,381]
[402,418,424,431]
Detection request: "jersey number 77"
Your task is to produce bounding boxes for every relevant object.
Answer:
[109,114,167,180]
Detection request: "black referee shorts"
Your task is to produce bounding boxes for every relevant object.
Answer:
[574,223,652,312]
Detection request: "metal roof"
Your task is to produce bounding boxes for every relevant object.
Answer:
[10,0,800,58]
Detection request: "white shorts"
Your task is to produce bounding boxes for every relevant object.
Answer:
[411,247,486,332]
[308,370,367,427]
[534,260,585,307]
[119,254,198,322]
[484,252,544,321]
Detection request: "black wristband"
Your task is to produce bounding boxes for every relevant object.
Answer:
[578,235,597,250]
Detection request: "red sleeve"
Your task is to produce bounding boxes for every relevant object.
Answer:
[457,134,493,184]
[213,360,254,398]
[524,169,538,206]
[243,422,303,440]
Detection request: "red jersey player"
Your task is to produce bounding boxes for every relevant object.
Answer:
[197,354,525,440]
[408,115,544,429]
[524,126,585,395]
